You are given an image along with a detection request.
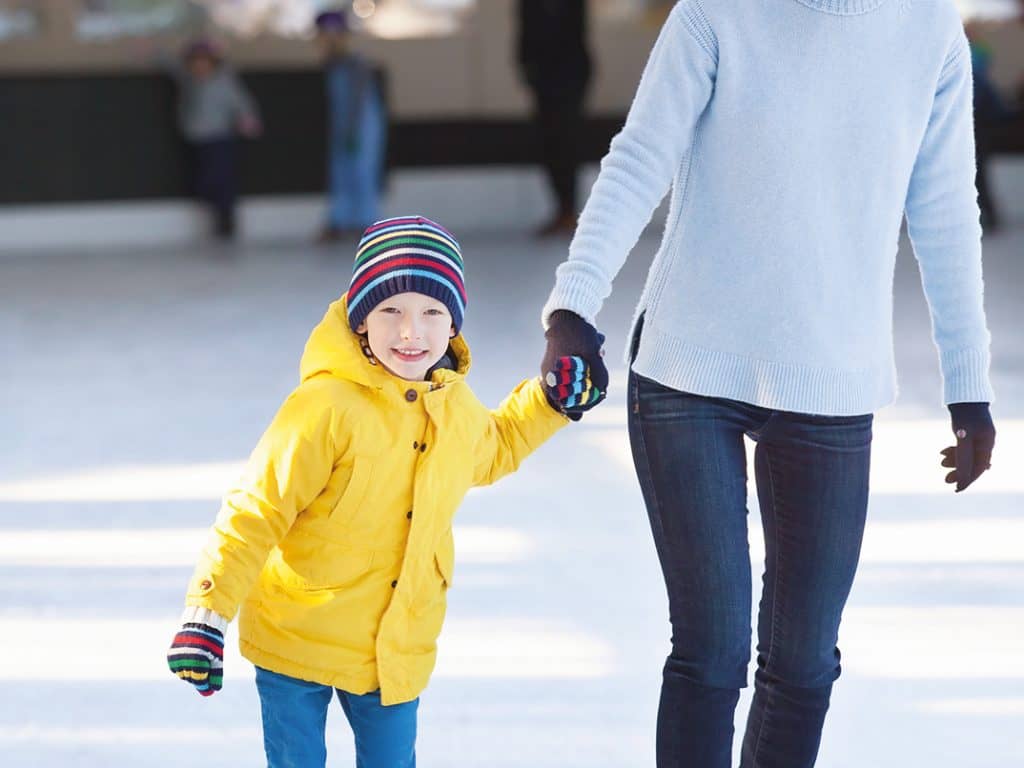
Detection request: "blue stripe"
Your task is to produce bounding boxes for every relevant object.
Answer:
[350,269,466,317]
[563,381,586,397]
[181,627,223,644]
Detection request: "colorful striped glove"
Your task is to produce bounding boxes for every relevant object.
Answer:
[541,310,608,420]
[167,608,228,697]
[545,355,605,419]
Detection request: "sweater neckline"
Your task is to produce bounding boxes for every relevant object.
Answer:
[792,0,888,15]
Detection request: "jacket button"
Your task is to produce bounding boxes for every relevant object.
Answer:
[405,389,418,402]
[413,441,419,450]
[391,580,398,588]
[419,443,427,452]
[199,579,212,591]
[407,510,413,519]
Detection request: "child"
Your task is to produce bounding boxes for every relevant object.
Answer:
[167,216,598,768]
[166,38,262,239]
[314,10,387,242]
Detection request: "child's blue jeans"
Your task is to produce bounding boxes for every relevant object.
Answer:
[255,666,418,768]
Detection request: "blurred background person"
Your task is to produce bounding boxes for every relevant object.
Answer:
[517,0,592,237]
[166,37,262,240]
[315,9,388,244]
[966,9,1024,233]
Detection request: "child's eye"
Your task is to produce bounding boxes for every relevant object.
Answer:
[425,309,443,316]
[380,307,400,314]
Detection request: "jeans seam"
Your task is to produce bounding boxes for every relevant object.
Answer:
[751,444,783,767]
[628,376,667,547]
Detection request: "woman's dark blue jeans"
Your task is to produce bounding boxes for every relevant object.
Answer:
[627,370,872,768]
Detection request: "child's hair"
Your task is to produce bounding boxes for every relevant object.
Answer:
[346,217,467,335]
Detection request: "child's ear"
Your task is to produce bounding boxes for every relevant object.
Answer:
[449,324,457,339]
[356,321,367,335]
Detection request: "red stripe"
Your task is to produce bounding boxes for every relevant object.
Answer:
[174,634,222,654]
[350,256,466,302]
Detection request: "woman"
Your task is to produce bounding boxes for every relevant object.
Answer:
[539,2,996,766]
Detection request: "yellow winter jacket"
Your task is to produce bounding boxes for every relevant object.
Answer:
[183,295,568,704]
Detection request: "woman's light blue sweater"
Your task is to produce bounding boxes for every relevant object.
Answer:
[542,0,994,415]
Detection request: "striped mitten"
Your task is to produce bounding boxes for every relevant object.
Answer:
[545,355,605,418]
[167,607,228,696]
[541,310,608,420]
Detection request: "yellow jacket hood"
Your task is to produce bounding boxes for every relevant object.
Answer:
[299,294,472,389]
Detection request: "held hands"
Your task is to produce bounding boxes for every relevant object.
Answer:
[542,310,609,420]
[167,622,225,696]
[546,356,603,418]
[940,402,995,492]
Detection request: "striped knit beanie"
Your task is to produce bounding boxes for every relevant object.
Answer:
[347,216,466,333]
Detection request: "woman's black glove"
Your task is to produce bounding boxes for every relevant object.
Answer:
[940,402,995,492]
[541,310,609,420]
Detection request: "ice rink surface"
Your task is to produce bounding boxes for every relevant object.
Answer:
[2,220,1022,767]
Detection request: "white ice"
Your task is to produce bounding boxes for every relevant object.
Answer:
[1,201,1022,767]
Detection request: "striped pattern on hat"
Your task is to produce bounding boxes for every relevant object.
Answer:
[347,216,466,333]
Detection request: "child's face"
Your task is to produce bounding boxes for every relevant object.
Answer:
[356,292,456,381]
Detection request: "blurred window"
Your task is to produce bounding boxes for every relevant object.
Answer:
[0,1,41,40]
[76,0,198,41]
[350,0,477,39]
[957,0,1022,21]
[70,1,481,41]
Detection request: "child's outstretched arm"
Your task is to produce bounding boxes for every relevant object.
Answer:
[168,379,344,695]
[472,377,570,488]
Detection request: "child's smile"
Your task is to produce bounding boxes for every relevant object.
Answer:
[357,292,457,380]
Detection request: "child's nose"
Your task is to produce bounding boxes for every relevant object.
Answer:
[400,319,422,339]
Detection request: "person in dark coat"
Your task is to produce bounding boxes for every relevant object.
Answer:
[517,0,592,236]
[966,17,1024,233]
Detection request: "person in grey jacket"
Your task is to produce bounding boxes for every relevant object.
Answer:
[167,39,262,239]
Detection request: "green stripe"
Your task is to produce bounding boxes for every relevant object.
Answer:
[169,658,209,670]
[355,235,462,266]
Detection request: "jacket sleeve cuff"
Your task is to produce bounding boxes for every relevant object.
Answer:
[527,376,573,429]
[941,347,995,405]
[181,605,230,634]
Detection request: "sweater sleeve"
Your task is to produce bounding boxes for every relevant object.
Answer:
[183,381,340,620]
[472,378,569,487]
[904,30,994,405]
[541,1,717,327]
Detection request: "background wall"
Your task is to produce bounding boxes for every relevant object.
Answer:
[0,1,1021,206]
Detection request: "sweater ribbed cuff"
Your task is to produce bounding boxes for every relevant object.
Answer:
[941,347,995,405]
[181,605,230,634]
[541,263,609,329]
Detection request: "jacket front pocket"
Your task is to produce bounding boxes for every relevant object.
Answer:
[413,535,454,618]
[269,538,375,591]
[329,454,374,527]
[434,547,453,590]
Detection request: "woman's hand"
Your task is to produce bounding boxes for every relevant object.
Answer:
[541,310,608,419]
